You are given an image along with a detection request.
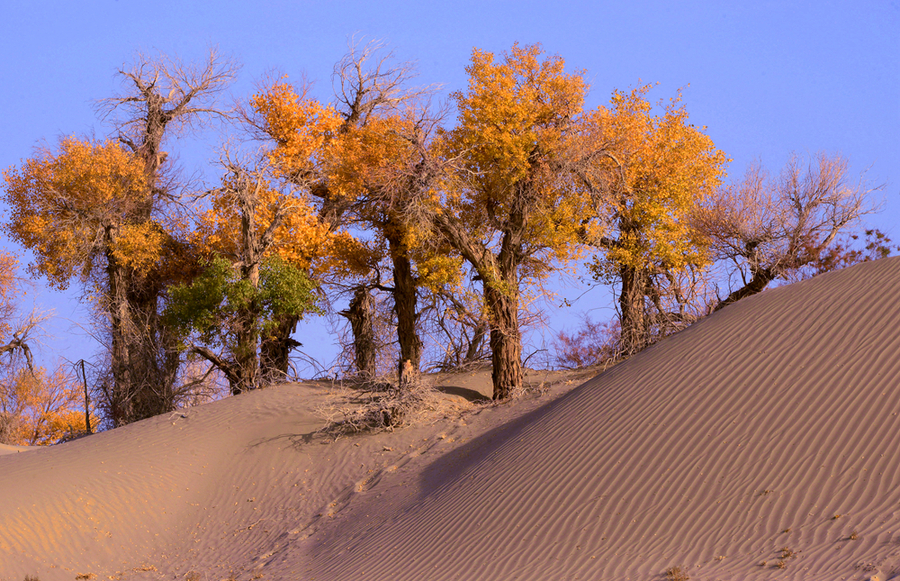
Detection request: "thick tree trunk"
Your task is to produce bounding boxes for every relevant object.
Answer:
[484,282,522,400]
[106,259,178,425]
[390,249,422,384]
[231,294,260,394]
[618,264,649,355]
[124,287,169,418]
[346,286,377,379]
[260,315,300,384]
[714,266,775,311]
[107,273,131,426]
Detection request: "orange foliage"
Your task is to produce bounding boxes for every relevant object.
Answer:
[0,367,93,446]
[0,254,18,340]
[442,43,594,278]
[585,85,729,274]
[250,81,342,181]
[2,137,152,289]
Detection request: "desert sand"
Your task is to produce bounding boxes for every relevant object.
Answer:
[3,257,900,580]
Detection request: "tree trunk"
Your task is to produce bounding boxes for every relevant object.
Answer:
[389,246,422,384]
[232,295,260,394]
[484,281,522,400]
[618,263,649,355]
[346,286,377,379]
[105,228,137,427]
[260,315,300,383]
[714,265,775,311]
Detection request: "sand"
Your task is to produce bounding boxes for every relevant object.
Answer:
[3,257,900,580]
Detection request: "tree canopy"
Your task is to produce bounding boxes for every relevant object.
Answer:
[0,44,884,430]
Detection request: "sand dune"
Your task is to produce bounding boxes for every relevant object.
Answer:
[3,258,900,580]
[295,257,900,581]
[0,445,29,456]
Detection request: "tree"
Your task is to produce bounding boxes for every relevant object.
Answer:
[172,155,326,392]
[1,138,166,425]
[694,152,877,310]
[0,367,94,446]
[0,254,91,445]
[166,256,319,394]
[435,44,594,399]
[250,43,458,385]
[2,51,238,425]
[0,254,42,373]
[325,108,462,383]
[580,85,728,353]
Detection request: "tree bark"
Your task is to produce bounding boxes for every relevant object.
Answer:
[484,281,522,400]
[388,236,422,383]
[618,263,649,355]
[345,286,377,379]
[260,315,300,383]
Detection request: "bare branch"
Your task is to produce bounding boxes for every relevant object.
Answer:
[0,311,52,374]
[695,152,882,310]
[97,48,240,172]
[332,37,437,129]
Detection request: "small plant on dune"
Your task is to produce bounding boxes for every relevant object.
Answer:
[665,565,690,581]
[849,531,859,540]
[780,547,797,559]
[23,576,40,581]
[552,317,625,370]
[316,373,449,437]
[768,546,800,569]
[184,573,201,581]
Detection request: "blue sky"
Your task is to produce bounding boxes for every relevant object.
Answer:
[1,0,898,372]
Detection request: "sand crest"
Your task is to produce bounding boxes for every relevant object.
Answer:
[3,258,900,580]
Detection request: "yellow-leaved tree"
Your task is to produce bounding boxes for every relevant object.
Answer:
[250,45,462,385]
[436,44,596,399]
[2,51,237,425]
[1,137,173,425]
[0,367,95,446]
[580,85,728,353]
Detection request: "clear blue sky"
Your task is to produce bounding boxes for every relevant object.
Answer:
[1,0,898,372]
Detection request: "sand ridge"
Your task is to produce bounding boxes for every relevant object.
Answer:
[3,258,900,580]
[295,257,900,580]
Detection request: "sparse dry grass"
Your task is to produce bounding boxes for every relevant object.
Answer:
[315,375,467,437]
[665,565,690,581]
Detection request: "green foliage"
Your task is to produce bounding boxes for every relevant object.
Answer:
[258,256,322,328]
[165,255,320,349]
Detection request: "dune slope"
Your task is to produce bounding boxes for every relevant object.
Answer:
[3,258,900,581]
[291,257,900,581]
